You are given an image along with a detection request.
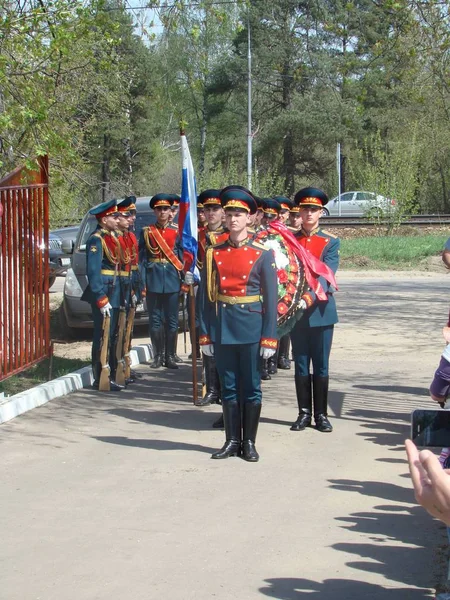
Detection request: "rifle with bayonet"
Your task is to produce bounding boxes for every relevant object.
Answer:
[115,307,127,386]
[99,313,111,391]
[123,305,136,380]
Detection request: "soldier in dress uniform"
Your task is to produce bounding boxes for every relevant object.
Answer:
[290,187,340,433]
[197,201,206,229]
[80,199,124,391]
[199,186,278,462]
[168,195,180,224]
[116,196,143,384]
[258,198,283,377]
[289,201,303,230]
[196,189,230,406]
[274,196,291,225]
[139,194,184,370]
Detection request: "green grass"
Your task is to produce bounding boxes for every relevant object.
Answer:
[340,234,448,269]
[0,356,89,397]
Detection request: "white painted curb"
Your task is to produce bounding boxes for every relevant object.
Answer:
[0,343,154,425]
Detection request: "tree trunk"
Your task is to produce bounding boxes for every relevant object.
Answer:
[439,164,449,211]
[199,96,207,178]
[102,133,111,202]
[282,60,295,195]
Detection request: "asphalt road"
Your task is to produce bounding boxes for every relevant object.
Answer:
[2,272,449,599]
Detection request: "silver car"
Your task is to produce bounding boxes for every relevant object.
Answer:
[323,191,396,217]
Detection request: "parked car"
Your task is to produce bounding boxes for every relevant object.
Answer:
[323,191,396,217]
[59,197,187,334]
[49,226,79,275]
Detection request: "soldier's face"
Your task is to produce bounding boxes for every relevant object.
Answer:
[101,214,120,232]
[198,209,206,226]
[279,209,290,223]
[255,209,264,225]
[262,212,278,226]
[225,209,250,233]
[117,214,130,231]
[299,206,322,230]
[204,205,224,228]
[155,206,171,225]
[290,213,303,229]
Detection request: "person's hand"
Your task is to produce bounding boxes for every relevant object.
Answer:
[130,294,137,308]
[185,271,195,285]
[100,302,112,317]
[260,347,276,360]
[405,439,450,525]
[298,299,307,310]
[202,344,214,357]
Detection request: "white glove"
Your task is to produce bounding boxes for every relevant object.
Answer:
[185,271,195,285]
[100,302,112,317]
[260,347,276,360]
[298,299,307,310]
[202,344,214,357]
[130,295,137,308]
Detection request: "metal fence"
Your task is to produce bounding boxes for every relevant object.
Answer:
[0,156,50,381]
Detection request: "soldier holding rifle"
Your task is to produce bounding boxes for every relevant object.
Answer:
[116,196,142,385]
[199,186,278,462]
[81,199,124,392]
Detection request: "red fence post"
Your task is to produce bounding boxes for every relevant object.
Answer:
[0,156,51,382]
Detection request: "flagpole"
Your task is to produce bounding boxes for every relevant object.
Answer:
[179,122,199,405]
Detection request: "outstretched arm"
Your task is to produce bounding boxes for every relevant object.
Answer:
[405,439,450,525]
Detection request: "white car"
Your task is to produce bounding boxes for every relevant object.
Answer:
[323,191,396,217]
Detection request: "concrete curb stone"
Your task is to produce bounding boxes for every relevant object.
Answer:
[0,343,153,425]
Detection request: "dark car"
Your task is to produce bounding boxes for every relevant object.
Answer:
[59,197,187,334]
[49,226,79,275]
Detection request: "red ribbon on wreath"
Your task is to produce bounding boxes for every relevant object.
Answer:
[268,220,338,302]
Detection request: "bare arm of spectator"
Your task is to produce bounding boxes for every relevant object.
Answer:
[405,439,450,525]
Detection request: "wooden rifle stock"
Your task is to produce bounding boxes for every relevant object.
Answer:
[123,306,136,380]
[99,314,111,391]
[115,308,127,386]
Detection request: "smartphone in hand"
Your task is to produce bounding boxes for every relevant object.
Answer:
[411,409,450,448]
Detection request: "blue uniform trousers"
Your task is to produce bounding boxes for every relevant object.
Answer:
[214,342,261,405]
[92,304,120,378]
[147,292,179,335]
[290,324,334,377]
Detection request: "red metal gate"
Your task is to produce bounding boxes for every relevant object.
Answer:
[0,156,50,381]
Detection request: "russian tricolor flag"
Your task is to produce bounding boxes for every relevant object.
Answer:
[178,131,198,272]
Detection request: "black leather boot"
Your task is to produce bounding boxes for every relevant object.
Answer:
[290,375,312,431]
[277,335,291,370]
[268,352,278,375]
[197,355,221,406]
[261,358,271,381]
[91,360,102,390]
[150,329,163,368]
[242,402,262,462]
[211,402,241,459]
[212,413,224,428]
[173,331,183,363]
[313,375,333,432]
[165,330,179,369]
